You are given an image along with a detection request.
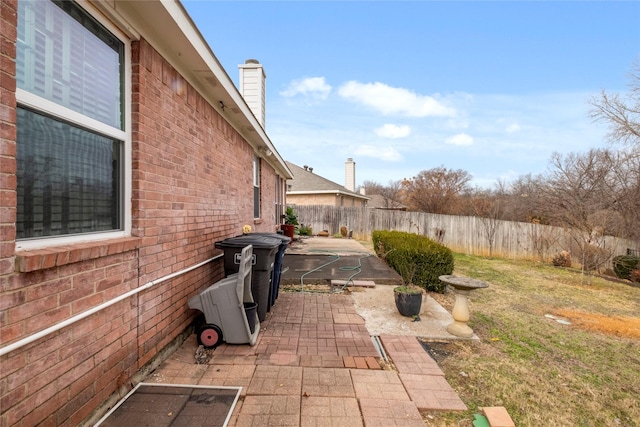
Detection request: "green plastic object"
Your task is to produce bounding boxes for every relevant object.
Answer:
[472,414,491,427]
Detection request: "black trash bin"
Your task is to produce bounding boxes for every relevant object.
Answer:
[215,235,280,322]
[249,233,290,306]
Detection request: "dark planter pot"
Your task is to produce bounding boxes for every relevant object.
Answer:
[280,224,295,243]
[394,289,423,317]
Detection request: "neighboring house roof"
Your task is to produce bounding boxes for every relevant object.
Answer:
[285,162,369,201]
[366,194,407,210]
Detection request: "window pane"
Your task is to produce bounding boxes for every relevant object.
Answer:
[253,157,260,218]
[16,0,124,129]
[16,108,121,239]
[254,187,260,218]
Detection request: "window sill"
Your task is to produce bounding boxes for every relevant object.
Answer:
[15,237,140,273]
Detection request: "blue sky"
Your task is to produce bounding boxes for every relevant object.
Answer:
[183,1,640,189]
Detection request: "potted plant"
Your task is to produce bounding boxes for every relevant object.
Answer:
[393,284,423,318]
[280,206,298,242]
[393,262,423,318]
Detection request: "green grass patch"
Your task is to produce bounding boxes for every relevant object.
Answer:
[429,253,640,427]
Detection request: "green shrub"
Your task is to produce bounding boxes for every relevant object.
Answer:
[612,255,640,280]
[372,230,454,293]
[298,225,312,236]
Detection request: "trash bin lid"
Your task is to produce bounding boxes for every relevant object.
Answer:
[215,234,281,249]
[248,232,291,245]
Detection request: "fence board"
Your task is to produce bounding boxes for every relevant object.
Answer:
[291,205,640,263]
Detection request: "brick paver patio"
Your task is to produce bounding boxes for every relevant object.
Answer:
[147,291,467,426]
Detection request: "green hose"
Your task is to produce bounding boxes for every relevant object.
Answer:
[292,250,372,294]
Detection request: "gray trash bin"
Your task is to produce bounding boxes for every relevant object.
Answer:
[249,232,290,306]
[188,245,259,346]
[215,235,280,322]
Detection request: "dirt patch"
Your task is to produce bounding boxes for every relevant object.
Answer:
[418,340,454,364]
[554,309,640,339]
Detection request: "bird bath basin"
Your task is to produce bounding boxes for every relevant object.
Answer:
[439,275,489,338]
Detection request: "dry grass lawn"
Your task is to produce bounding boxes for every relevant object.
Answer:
[423,253,640,427]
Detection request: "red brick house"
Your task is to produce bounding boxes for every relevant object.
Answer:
[0,0,292,425]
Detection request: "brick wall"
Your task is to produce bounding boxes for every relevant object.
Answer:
[1,244,141,426]
[0,0,17,277]
[133,38,260,366]
[0,28,281,427]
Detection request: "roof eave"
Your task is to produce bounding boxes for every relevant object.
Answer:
[287,190,370,200]
[93,0,293,179]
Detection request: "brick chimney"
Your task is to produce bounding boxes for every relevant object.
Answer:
[239,59,266,128]
[345,158,356,192]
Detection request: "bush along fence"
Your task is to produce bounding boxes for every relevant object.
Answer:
[612,255,640,283]
[372,230,454,293]
[291,205,640,269]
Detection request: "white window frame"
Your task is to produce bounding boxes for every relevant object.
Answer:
[15,0,132,251]
[253,155,261,219]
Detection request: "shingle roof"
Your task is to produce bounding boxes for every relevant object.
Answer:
[285,161,369,200]
[365,194,407,210]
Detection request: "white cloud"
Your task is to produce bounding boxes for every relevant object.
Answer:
[375,124,411,139]
[280,77,332,99]
[446,133,474,146]
[338,81,456,117]
[505,123,521,133]
[354,144,403,161]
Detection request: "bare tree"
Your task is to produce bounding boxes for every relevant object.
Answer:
[590,62,640,242]
[379,180,404,209]
[362,179,405,209]
[401,166,472,214]
[590,61,640,147]
[468,182,508,258]
[361,180,385,195]
[539,149,620,283]
[504,173,549,224]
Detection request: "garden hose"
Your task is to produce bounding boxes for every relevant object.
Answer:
[291,250,372,294]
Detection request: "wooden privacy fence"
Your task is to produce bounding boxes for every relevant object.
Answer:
[290,205,640,263]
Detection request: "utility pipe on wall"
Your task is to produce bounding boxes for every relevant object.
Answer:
[0,255,222,357]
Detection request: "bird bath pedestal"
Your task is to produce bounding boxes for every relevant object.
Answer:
[439,275,489,338]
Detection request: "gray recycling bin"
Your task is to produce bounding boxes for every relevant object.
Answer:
[215,235,280,322]
[249,233,290,306]
[188,245,259,347]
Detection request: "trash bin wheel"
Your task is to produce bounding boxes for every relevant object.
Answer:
[197,324,223,349]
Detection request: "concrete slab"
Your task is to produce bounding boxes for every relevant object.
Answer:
[350,285,465,340]
[285,236,375,256]
[280,236,402,286]
[281,254,402,286]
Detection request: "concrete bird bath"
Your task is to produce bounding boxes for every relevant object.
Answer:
[439,275,489,338]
